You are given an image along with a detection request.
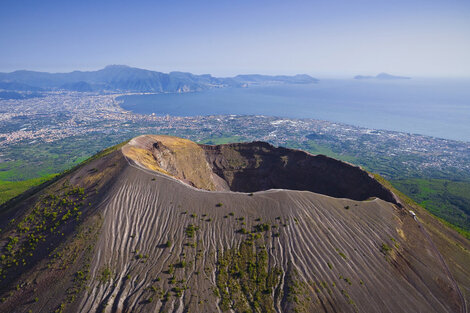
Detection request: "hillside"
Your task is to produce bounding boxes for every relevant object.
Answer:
[0,135,468,313]
[392,178,470,236]
[0,65,318,93]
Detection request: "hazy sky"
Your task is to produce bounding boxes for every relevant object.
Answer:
[1,0,469,77]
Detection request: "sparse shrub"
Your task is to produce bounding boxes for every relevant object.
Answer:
[254,223,270,232]
[172,287,183,297]
[381,243,392,254]
[75,271,85,280]
[163,292,170,302]
[99,267,112,283]
[215,239,281,312]
[185,224,199,238]
[237,228,249,234]
[344,206,350,210]
[165,240,172,248]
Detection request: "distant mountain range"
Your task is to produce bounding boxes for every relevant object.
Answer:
[0,65,319,93]
[354,73,411,80]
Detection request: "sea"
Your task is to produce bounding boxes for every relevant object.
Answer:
[118,78,470,142]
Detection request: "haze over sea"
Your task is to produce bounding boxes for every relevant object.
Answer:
[119,78,470,142]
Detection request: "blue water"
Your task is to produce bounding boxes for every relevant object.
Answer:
[119,79,470,142]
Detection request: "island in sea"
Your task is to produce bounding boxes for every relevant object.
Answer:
[354,72,411,80]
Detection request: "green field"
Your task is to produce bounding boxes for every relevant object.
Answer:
[0,174,57,204]
[391,178,470,232]
[0,134,132,181]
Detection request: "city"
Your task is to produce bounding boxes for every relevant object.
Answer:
[1,91,469,181]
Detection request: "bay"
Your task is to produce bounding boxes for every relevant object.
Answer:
[118,78,470,142]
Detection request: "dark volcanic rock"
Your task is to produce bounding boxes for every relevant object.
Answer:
[201,141,398,203]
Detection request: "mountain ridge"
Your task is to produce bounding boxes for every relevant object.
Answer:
[0,65,319,93]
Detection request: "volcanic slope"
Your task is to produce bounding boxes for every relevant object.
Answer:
[0,134,469,313]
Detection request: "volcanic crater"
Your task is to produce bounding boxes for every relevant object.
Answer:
[0,134,468,313]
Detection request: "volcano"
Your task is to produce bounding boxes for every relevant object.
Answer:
[0,135,468,313]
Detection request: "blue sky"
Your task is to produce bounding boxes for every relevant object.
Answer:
[1,0,469,77]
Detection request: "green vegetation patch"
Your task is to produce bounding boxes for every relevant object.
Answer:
[215,239,282,312]
[99,266,112,283]
[380,243,392,255]
[185,224,199,238]
[0,185,87,281]
[374,174,470,239]
[391,178,470,232]
[0,174,57,205]
[253,223,270,233]
[284,264,314,312]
